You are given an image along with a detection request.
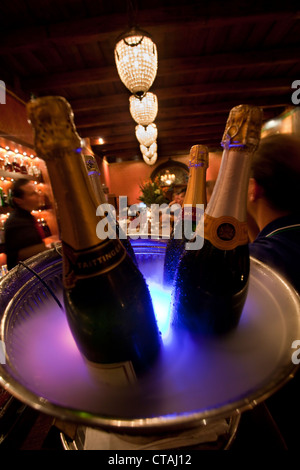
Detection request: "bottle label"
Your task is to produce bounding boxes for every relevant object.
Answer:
[204,214,248,250]
[85,358,137,387]
[62,239,126,288]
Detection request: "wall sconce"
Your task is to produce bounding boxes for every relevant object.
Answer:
[160,170,176,185]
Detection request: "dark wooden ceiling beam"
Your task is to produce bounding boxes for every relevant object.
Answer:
[75,113,227,130]
[83,109,277,136]
[71,78,291,130]
[96,132,224,152]
[81,107,277,142]
[22,47,300,92]
[71,94,129,112]
[74,99,288,130]
[85,119,226,140]
[84,106,273,145]
[154,47,300,78]
[1,1,298,163]
[154,78,292,103]
[82,106,278,157]
[148,100,288,121]
[71,92,290,116]
[94,136,224,161]
[0,6,298,54]
[81,123,226,141]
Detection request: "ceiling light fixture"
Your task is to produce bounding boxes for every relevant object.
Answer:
[140,141,157,158]
[135,123,158,147]
[114,27,158,97]
[160,170,175,186]
[142,152,157,166]
[129,92,158,126]
[115,1,159,164]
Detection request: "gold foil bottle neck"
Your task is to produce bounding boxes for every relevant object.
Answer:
[221,104,263,151]
[184,145,208,208]
[27,96,82,160]
[189,144,209,168]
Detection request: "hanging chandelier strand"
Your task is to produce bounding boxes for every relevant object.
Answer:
[114,28,158,96]
[130,92,158,126]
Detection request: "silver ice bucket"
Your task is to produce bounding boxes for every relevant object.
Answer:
[0,239,299,449]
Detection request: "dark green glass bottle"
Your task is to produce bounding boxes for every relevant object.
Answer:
[27,96,160,385]
[81,145,137,265]
[173,105,263,335]
[163,145,208,287]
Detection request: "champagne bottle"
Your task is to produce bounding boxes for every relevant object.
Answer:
[163,145,208,286]
[12,156,21,173]
[27,96,161,384]
[81,145,137,265]
[4,155,13,172]
[0,187,6,207]
[40,217,51,237]
[173,104,263,334]
[20,158,28,174]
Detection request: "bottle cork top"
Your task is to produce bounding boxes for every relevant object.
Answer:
[27,96,82,160]
[189,144,209,168]
[221,104,263,150]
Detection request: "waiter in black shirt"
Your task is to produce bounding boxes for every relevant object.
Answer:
[4,178,48,270]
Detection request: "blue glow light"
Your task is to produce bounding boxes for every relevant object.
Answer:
[132,239,173,342]
[147,280,172,340]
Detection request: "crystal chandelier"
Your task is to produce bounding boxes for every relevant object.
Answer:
[135,123,158,147]
[142,152,157,166]
[140,141,157,166]
[140,141,157,158]
[160,170,176,185]
[129,92,158,126]
[114,27,158,97]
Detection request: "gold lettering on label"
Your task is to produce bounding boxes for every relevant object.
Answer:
[76,243,122,269]
[63,240,126,287]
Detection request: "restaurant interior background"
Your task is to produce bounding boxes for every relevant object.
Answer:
[0,0,300,211]
[0,0,300,450]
